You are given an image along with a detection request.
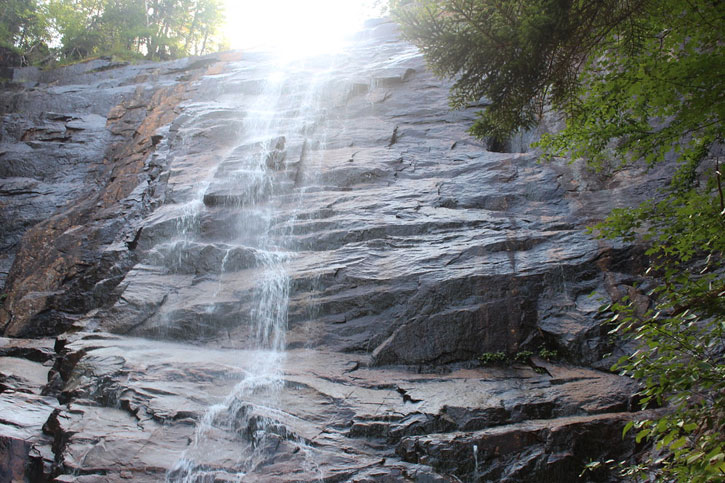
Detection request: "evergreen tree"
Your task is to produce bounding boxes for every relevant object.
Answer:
[393,0,724,480]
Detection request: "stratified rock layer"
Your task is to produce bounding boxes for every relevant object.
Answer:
[0,20,663,482]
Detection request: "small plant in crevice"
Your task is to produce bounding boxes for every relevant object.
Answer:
[538,346,559,362]
[478,348,558,374]
[477,351,507,366]
[478,343,562,377]
[513,350,534,364]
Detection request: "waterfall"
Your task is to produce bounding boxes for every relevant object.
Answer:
[164,55,335,482]
[0,17,655,483]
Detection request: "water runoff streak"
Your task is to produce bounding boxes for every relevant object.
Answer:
[167,54,334,482]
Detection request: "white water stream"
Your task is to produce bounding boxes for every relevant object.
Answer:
[165,54,336,482]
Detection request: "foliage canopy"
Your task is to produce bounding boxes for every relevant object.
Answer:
[393,0,724,480]
[0,0,53,64]
[0,0,226,65]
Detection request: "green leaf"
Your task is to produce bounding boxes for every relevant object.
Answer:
[623,421,634,437]
[635,428,650,444]
[670,437,688,451]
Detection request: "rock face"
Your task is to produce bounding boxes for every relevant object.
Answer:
[0,20,663,482]
[0,53,242,336]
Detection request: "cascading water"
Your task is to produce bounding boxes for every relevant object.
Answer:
[164,56,336,482]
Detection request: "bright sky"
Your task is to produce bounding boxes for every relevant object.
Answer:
[222,0,382,56]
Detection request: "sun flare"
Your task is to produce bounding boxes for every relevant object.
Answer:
[223,0,380,57]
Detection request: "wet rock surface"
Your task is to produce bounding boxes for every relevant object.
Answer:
[0,337,57,481]
[0,52,239,336]
[0,20,662,482]
[35,333,642,482]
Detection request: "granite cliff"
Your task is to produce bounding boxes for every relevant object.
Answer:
[0,20,665,482]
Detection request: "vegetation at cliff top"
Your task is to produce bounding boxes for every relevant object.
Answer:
[393,0,724,480]
[0,0,226,66]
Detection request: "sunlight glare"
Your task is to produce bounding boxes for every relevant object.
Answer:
[223,0,378,57]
